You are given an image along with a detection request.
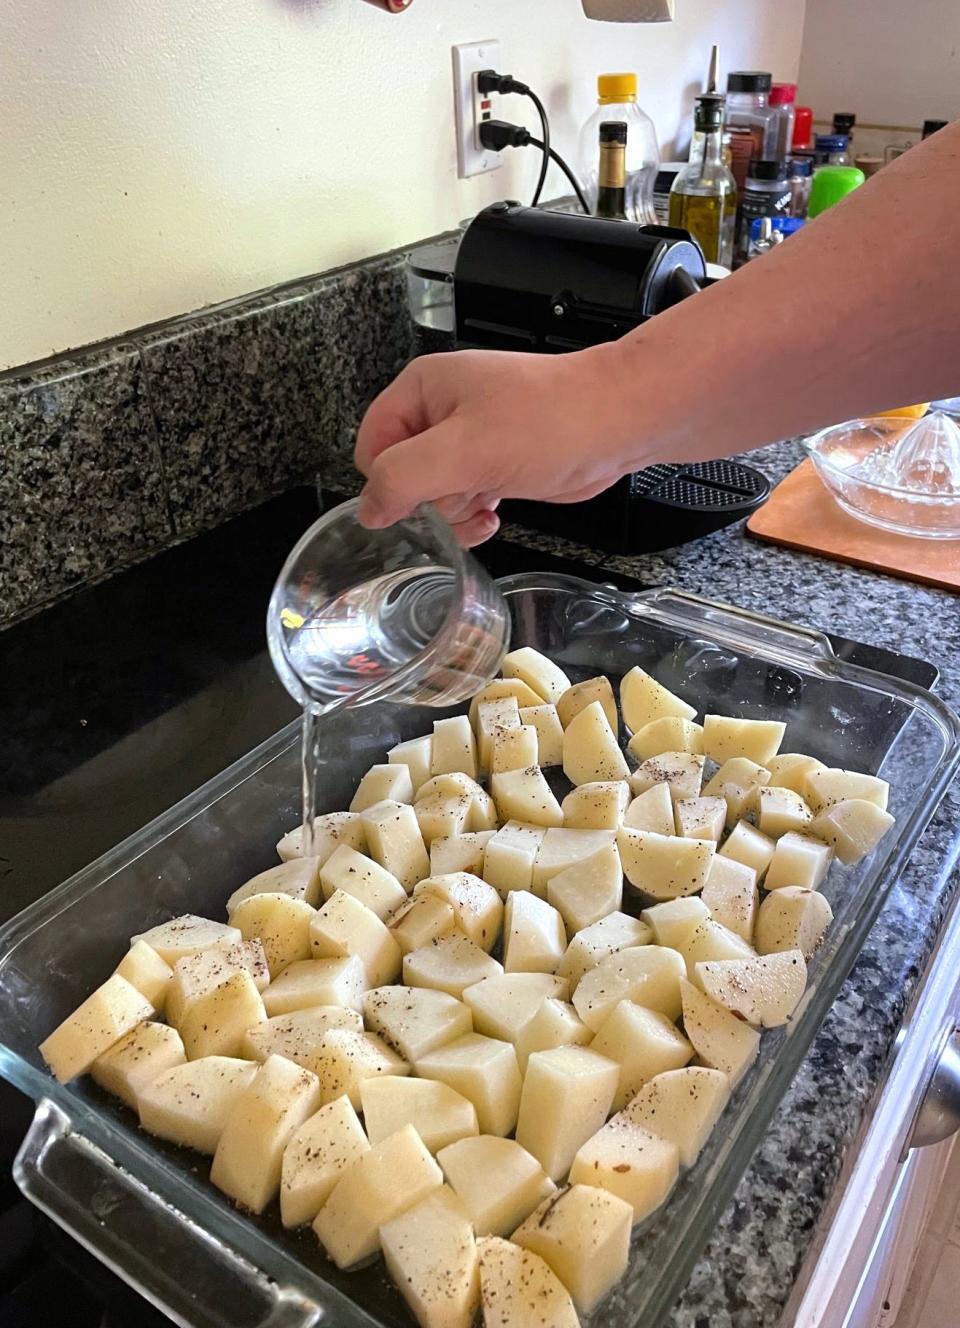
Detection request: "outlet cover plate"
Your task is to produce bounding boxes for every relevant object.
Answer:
[452,39,502,178]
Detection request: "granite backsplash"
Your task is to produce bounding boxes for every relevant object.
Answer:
[0,248,418,629]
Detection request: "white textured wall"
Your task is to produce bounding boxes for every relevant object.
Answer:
[1,0,805,370]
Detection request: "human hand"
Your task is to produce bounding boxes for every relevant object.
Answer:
[354,345,636,546]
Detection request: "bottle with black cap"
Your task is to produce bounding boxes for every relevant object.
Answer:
[832,112,856,150]
[669,94,737,266]
[725,70,778,189]
[596,121,628,219]
[736,159,791,264]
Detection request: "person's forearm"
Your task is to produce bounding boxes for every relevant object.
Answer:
[596,121,960,472]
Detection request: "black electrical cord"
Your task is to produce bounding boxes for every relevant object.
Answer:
[477,70,553,209]
[479,119,590,214]
[528,136,590,215]
[525,89,550,207]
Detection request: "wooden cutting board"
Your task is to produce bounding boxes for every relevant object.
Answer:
[746,459,960,592]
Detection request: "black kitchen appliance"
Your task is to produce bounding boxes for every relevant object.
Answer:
[449,202,770,553]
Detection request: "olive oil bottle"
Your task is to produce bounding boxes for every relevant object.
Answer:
[669,94,737,267]
[596,121,628,219]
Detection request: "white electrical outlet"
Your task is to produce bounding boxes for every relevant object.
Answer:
[452,39,502,178]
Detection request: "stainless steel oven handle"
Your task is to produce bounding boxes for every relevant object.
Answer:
[907,1028,960,1151]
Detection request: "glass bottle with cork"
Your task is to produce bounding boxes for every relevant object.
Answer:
[578,74,659,222]
[668,94,737,268]
[596,121,628,219]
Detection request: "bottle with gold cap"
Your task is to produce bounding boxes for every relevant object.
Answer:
[577,72,660,222]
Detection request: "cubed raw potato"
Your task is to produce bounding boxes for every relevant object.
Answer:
[431,715,478,779]
[811,798,895,865]
[547,842,623,934]
[319,844,407,920]
[572,945,685,1032]
[502,891,566,974]
[381,1186,480,1328]
[130,915,241,966]
[476,697,521,770]
[226,858,323,913]
[243,1007,364,1069]
[622,783,676,836]
[501,646,570,706]
[620,667,696,735]
[276,812,366,865]
[280,1095,369,1228]
[512,1184,633,1315]
[416,1034,522,1136]
[463,972,568,1043]
[179,971,267,1060]
[138,1056,258,1153]
[680,978,760,1087]
[477,1236,579,1328]
[166,941,270,1028]
[678,919,755,975]
[641,897,711,951]
[389,895,457,954]
[627,717,704,762]
[675,795,726,842]
[415,873,503,951]
[557,676,618,731]
[464,786,497,832]
[765,831,834,890]
[363,985,473,1061]
[516,1045,619,1181]
[696,951,807,1028]
[765,752,827,794]
[114,941,172,1013]
[561,780,629,830]
[629,752,705,802]
[617,827,715,900]
[482,821,546,897]
[563,701,629,786]
[40,975,154,1084]
[210,1054,321,1213]
[754,786,813,838]
[310,1029,409,1108]
[702,715,786,766]
[806,767,890,814]
[314,1124,443,1268]
[361,1077,478,1154]
[701,855,759,942]
[440,1137,555,1238]
[404,934,503,998]
[91,1021,186,1108]
[262,956,367,1016]
[519,704,565,768]
[755,887,833,959]
[513,998,592,1073]
[624,1065,731,1167]
[490,724,540,774]
[361,799,430,890]
[719,821,776,880]
[490,767,563,829]
[228,894,316,978]
[703,757,772,828]
[309,891,401,986]
[388,736,434,795]
[569,1113,679,1222]
[531,827,616,897]
[430,831,494,878]
[556,911,652,986]
[349,763,415,813]
[469,679,545,729]
[590,1001,693,1109]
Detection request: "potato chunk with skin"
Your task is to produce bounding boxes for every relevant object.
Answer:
[314,1124,443,1268]
[388,736,433,796]
[276,811,366,865]
[309,890,401,986]
[617,827,715,900]
[678,919,755,976]
[389,895,457,954]
[556,911,652,986]
[440,1137,555,1238]
[561,780,629,830]
[765,830,834,890]
[405,933,503,998]
[131,915,241,966]
[91,1021,186,1108]
[810,798,895,865]
[477,1237,579,1328]
[622,782,675,836]
[381,1185,480,1328]
[431,715,478,779]
[114,941,172,1013]
[512,1184,633,1315]
[416,1033,522,1136]
[262,956,367,1016]
[318,843,407,919]
[179,970,267,1060]
[680,977,759,1086]
[518,704,564,768]
[719,821,776,881]
[476,697,521,770]
[675,795,726,842]
[430,831,493,878]
[620,667,696,735]
[755,786,813,838]
[280,1095,369,1228]
[624,1065,731,1167]
[138,1056,258,1154]
[482,821,546,897]
[627,716,704,762]
[361,1076,478,1154]
[629,751,705,802]
[701,855,759,942]
[360,799,430,890]
[590,1000,693,1109]
[806,767,890,814]
[211,1054,321,1213]
[501,646,570,706]
[572,945,685,1032]
[557,675,618,731]
[40,975,155,1084]
[703,757,772,829]
[310,1029,409,1108]
[531,827,615,897]
[570,1113,679,1222]
[514,998,592,1073]
[414,873,503,951]
[226,858,323,913]
[228,894,315,978]
[563,701,630,786]
[756,887,833,959]
[502,890,566,974]
[547,842,623,934]
[641,897,710,951]
[516,1045,619,1181]
[349,763,414,813]
[463,972,568,1043]
[490,723,539,774]
[696,950,807,1028]
[166,941,269,1028]
[490,767,563,828]
[243,1007,364,1069]
[702,715,786,766]
[363,985,473,1061]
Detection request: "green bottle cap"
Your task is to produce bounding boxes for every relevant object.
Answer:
[807,165,866,218]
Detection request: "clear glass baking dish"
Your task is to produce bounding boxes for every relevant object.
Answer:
[2,575,958,1328]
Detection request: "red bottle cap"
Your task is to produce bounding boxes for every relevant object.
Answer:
[792,105,814,150]
[769,83,797,106]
